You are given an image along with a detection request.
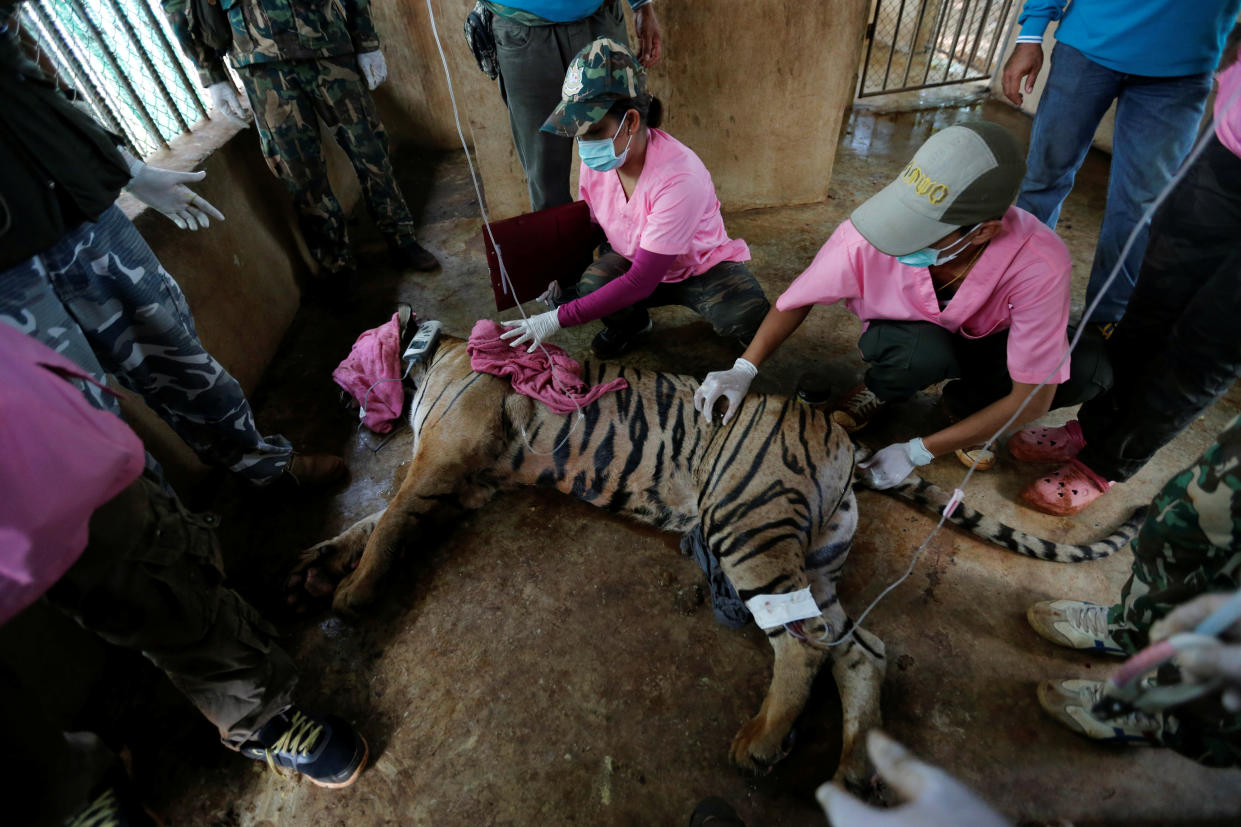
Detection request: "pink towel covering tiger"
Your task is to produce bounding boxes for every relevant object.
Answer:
[332,312,405,434]
[467,319,628,414]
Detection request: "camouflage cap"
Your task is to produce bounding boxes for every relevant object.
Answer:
[541,37,645,138]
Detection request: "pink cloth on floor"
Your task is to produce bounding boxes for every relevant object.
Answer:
[467,319,628,414]
[0,322,145,627]
[332,312,405,434]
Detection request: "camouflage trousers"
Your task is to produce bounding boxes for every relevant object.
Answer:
[1107,412,1241,767]
[0,205,293,483]
[1,471,298,823]
[238,55,418,274]
[577,252,771,344]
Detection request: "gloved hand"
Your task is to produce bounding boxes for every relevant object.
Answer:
[500,309,561,352]
[206,80,251,125]
[357,50,388,90]
[693,358,757,425]
[120,149,225,231]
[817,731,1008,827]
[858,438,933,490]
[538,280,563,308]
[1151,591,1241,712]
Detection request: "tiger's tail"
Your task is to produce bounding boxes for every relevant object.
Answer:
[882,475,1146,563]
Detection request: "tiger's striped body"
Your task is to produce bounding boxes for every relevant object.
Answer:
[297,336,1142,784]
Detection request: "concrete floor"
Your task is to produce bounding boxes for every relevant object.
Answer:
[113,100,1241,824]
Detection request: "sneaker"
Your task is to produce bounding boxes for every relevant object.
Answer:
[285,453,348,487]
[241,706,368,789]
[688,796,747,826]
[1037,678,1167,745]
[829,384,886,433]
[591,318,653,359]
[795,372,833,408]
[1094,321,1117,340]
[955,445,996,470]
[1027,600,1126,656]
[65,775,158,827]
[389,240,440,272]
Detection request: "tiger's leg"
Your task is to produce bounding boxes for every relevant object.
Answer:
[287,510,385,608]
[720,535,830,772]
[805,493,887,787]
[332,413,508,615]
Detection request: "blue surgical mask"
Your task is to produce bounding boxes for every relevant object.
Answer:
[896,224,979,268]
[578,113,633,172]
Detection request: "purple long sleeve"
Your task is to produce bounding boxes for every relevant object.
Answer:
[556,248,678,327]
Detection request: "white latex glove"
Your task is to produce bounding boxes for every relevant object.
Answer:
[1151,591,1241,712]
[207,80,251,126]
[500,309,561,352]
[538,280,563,308]
[120,149,225,231]
[357,50,388,90]
[858,438,933,490]
[817,731,1008,827]
[693,358,757,425]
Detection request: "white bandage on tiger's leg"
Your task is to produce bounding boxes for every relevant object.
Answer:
[747,587,825,636]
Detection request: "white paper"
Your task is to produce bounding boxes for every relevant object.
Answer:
[745,587,821,630]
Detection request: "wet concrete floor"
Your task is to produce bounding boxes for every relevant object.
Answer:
[100,100,1241,824]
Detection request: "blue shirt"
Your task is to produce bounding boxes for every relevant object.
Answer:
[1016,0,1241,76]
[497,0,647,24]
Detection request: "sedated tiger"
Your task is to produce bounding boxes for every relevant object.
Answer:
[290,334,1144,787]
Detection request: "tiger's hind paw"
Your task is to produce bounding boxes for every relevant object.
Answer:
[729,716,794,774]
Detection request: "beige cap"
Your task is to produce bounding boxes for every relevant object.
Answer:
[850,121,1026,256]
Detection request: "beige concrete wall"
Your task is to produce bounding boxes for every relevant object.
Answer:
[367,0,871,219]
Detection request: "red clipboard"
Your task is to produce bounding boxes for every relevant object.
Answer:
[482,200,602,312]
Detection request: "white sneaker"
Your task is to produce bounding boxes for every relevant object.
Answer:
[1027,600,1126,656]
[1037,679,1168,745]
[830,384,886,432]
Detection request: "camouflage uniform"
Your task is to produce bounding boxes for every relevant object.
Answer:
[577,251,770,343]
[1106,412,1241,767]
[0,205,293,482]
[163,0,420,274]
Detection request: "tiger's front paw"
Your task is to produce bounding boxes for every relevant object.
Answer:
[330,570,380,617]
[729,715,794,774]
[286,539,361,613]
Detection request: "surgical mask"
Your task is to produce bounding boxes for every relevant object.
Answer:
[896,224,980,268]
[578,113,633,172]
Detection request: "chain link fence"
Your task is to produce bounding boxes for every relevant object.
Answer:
[15,0,211,156]
[858,0,1017,97]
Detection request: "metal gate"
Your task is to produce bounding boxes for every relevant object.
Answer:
[857,0,1017,98]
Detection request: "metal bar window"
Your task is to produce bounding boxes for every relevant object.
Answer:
[859,0,1016,98]
[16,0,216,157]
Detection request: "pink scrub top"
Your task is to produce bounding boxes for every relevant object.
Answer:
[776,206,1073,385]
[0,322,145,627]
[577,128,750,283]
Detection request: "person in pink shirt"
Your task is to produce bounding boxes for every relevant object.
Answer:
[1009,30,1241,516]
[695,121,1111,491]
[499,38,769,359]
[0,323,367,823]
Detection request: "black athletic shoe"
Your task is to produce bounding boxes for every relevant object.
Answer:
[591,317,653,360]
[389,240,440,272]
[241,706,369,789]
[688,796,747,827]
